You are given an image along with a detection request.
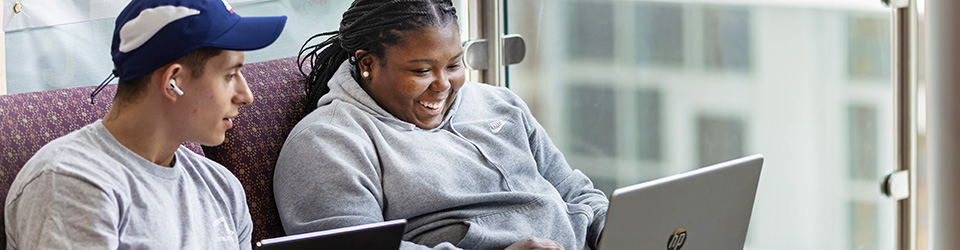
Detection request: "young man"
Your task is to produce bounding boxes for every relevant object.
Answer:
[4,0,285,249]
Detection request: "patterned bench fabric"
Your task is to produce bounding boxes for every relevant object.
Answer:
[201,56,308,245]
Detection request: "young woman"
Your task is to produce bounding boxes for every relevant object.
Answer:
[274,1,608,249]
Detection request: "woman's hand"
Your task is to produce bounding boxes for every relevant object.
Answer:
[503,237,566,250]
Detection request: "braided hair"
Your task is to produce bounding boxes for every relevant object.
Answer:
[298,0,459,112]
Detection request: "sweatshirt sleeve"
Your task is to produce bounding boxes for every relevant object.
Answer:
[514,92,610,249]
[274,118,385,233]
[273,113,465,250]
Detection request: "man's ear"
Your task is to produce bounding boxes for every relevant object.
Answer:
[159,63,184,100]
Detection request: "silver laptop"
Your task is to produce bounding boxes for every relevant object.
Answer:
[599,154,763,250]
[255,219,406,250]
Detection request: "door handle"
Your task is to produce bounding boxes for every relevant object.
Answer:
[881,170,910,200]
[462,34,526,70]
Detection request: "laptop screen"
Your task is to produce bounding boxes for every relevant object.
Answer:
[256,219,407,250]
[599,154,763,250]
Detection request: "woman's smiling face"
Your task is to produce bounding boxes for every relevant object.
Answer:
[359,23,465,129]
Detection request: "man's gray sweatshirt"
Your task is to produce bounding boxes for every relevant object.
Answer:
[274,62,608,250]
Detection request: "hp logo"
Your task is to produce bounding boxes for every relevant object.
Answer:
[667,228,687,250]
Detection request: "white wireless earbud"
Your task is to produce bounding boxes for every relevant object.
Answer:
[167,79,184,96]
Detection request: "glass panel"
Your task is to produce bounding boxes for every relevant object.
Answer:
[565,84,617,157]
[505,0,894,249]
[703,5,752,72]
[697,114,745,167]
[3,0,472,94]
[635,2,684,67]
[635,88,662,161]
[567,1,615,61]
[847,14,891,80]
[851,200,880,250]
[849,104,878,181]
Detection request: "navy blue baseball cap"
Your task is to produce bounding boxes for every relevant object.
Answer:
[111,0,287,82]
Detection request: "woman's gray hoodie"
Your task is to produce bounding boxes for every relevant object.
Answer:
[274,62,608,250]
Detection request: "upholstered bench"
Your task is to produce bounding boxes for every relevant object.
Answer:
[0,56,307,247]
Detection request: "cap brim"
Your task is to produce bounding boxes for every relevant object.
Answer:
[206,16,287,51]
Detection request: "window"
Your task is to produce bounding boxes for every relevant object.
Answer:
[847,103,883,250]
[567,2,615,61]
[696,115,745,167]
[635,2,684,67]
[850,201,879,250]
[703,5,752,72]
[847,14,891,80]
[506,1,894,249]
[565,84,617,158]
[635,88,662,161]
[849,104,879,180]
[2,0,472,94]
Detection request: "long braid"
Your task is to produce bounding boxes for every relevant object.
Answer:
[298,31,343,112]
[298,0,459,111]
